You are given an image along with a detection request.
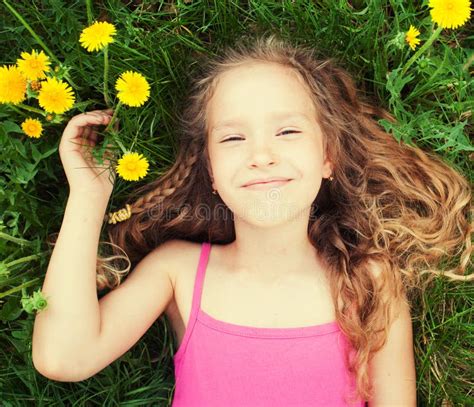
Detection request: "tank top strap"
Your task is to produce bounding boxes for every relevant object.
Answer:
[188,241,211,323]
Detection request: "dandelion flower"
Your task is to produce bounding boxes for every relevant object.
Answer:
[37,77,75,114]
[116,152,149,181]
[115,71,150,107]
[16,50,51,80]
[405,25,421,50]
[21,117,43,138]
[0,65,27,104]
[428,0,472,29]
[79,21,117,52]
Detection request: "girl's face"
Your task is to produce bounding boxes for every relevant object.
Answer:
[206,61,332,227]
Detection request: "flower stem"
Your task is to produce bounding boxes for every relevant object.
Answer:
[0,278,41,300]
[103,46,111,107]
[105,101,127,154]
[0,231,34,245]
[85,0,93,24]
[6,254,42,268]
[402,25,443,75]
[16,103,46,116]
[105,101,121,132]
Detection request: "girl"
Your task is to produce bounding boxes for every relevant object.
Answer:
[32,33,472,406]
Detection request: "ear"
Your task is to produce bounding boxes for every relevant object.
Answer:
[320,136,333,179]
[322,155,333,179]
[205,153,216,189]
[210,174,216,190]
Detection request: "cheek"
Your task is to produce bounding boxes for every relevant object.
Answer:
[209,153,236,187]
[293,142,324,173]
[295,148,325,198]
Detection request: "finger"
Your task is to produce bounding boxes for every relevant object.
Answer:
[74,111,110,128]
[88,126,99,145]
[72,111,111,129]
[80,126,94,148]
[60,112,112,151]
[76,125,84,139]
[88,110,113,119]
[81,125,92,143]
[88,132,97,147]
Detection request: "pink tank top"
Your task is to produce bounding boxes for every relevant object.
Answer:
[172,242,366,406]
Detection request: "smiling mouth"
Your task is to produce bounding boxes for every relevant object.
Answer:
[243,179,292,189]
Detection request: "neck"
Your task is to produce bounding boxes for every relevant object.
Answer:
[223,211,322,280]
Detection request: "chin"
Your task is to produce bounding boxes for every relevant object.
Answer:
[235,203,308,226]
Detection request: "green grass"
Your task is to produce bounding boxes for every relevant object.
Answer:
[0,0,472,405]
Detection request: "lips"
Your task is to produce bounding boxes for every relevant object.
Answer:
[242,177,292,187]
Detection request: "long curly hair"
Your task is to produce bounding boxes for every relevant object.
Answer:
[85,33,471,402]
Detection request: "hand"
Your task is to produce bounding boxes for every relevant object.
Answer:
[59,109,118,200]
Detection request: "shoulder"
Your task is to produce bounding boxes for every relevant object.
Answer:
[365,259,417,404]
[150,239,203,290]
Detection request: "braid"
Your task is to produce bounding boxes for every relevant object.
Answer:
[104,139,202,224]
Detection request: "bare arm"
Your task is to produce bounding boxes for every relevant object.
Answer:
[32,191,109,377]
[367,296,417,406]
[366,261,417,406]
[31,108,175,381]
[32,109,122,379]
[33,207,177,383]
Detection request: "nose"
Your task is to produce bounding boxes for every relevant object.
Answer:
[247,140,278,168]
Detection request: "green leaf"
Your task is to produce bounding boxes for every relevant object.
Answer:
[0,297,23,322]
[1,120,23,136]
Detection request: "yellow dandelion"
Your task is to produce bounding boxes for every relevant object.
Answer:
[79,21,117,52]
[115,71,150,107]
[21,117,43,138]
[405,25,421,50]
[115,152,149,181]
[0,65,27,104]
[428,0,472,29]
[16,50,51,80]
[37,77,75,114]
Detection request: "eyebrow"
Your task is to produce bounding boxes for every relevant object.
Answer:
[210,112,312,134]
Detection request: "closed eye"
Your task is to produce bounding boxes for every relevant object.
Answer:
[279,130,300,136]
[221,130,301,143]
